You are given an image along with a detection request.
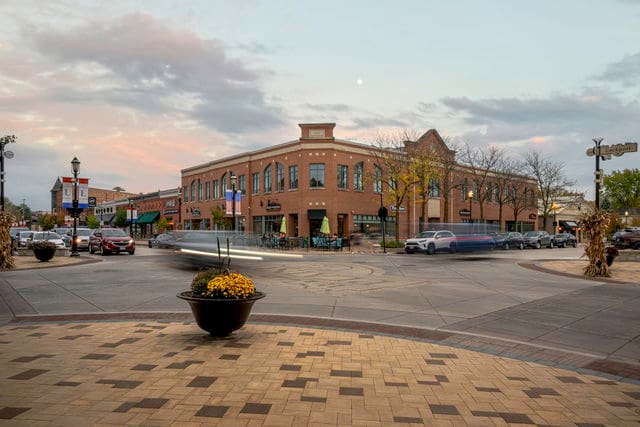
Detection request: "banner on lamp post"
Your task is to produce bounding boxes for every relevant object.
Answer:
[61,177,90,208]
[225,190,242,215]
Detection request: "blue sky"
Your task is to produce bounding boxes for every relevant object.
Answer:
[1,0,639,211]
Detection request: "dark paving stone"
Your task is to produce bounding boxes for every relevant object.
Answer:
[262,331,278,335]
[0,407,30,419]
[240,402,271,415]
[584,359,640,381]
[97,379,142,389]
[280,364,302,372]
[624,391,640,400]
[393,416,423,423]
[278,329,287,333]
[183,345,196,351]
[425,359,446,365]
[10,354,54,363]
[476,386,501,393]
[524,387,560,398]
[608,401,634,407]
[134,329,153,333]
[429,352,458,359]
[326,340,351,345]
[282,379,308,388]
[59,334,92,340]
[8,369,49,380]
[277,341,294,346]
[131,364,157,371]
[296,351,325,358]
[69,324,90,329]
[166,360,204,369]
[556,376,585,384]
[417,380,439,385]
[219,354,240,360]
[224,342,250,348]
[27,333,47,337]
[299,331,315,336]
[195,405,230,418]
[506,376,530,381]
[163,352,178,357]
[101,338,141,348]
[135,398,168,409]
[358,334,374,339]
[55,381,80,387]
[435,375,449,383]
[339,387,364,396]
[472,410,500,417]
[385,381,409,387]
[429,404,459,415]
[330,369,363,378]
[500,413,534,424]
[11,326,39,330]
[593,380,617,385]
[187,376,217,388]
[300,395,327,403]
[113,402,136,413]
[81,353,114,360]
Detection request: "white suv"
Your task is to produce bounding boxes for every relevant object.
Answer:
[404,230,457,255]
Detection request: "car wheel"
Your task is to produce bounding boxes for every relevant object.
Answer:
[148,242,152,248]
[573,241,577,248]
[634,242,640,250]
[535,241,541,249]
[128,250,135,255]
[426,243,436,255]
[549,241,554,248]
[405,249,414,254]
[449,242,456,253]
[504,242,510,250]
[519,242,524,250]
[89,245,94,254]
[99,245,107,256]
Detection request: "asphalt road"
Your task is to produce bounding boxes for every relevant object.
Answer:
[1,245,639,366]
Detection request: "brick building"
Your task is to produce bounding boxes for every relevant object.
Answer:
[180,123,538,238]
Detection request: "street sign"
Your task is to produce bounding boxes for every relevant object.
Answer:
[586,142,637,157]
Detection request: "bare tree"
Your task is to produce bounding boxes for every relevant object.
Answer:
[492,156,520,231]
[508,174,535,231]
[459,143,503,221]
[405,138,440,232]
[523,150,576,230]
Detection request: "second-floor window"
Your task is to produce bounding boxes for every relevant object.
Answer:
[205,182,210,200]
[183,186,189,202]
[276,163,285,192]
[239,175,246,194]
[264,165,272,193]
[190,181,196,202]
[428,178,440,198]
[373,165,382,193]
[337,164,348,189]
[252,173,260,194]
[354,162,364,191]
[198,180,203,201]
[289,165,298,189]
[213,180,219,198]
[309,163,325,188]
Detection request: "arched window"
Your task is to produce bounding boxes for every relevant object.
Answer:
[275,163,285,192]
[190,180,196,202]
[221,173,227,197]
[264,164,272,193]
[198,179,203,201]
[354,162,364,191]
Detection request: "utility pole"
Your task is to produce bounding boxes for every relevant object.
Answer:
[0,135,17,212]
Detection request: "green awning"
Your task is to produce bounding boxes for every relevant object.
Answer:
[136,211,160,224]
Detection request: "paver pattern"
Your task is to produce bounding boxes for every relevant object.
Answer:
[538,260,640,284]
[1,321,639,426]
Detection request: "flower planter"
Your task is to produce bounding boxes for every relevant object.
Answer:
[32,247,56,262]
[177,291,265,337]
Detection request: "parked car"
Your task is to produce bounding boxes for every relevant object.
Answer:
[404,230,457,254]
[89,228,135,255]
[455,234,497,252]
[148,233,176,249]
[29,231,67,249]
[490,232,525,250]
[552,233,577,248]
[71,228,93,250]
[523,230,554,249]
[615,230,640,250]
[52,227,72,247]
[9,227,30,250]
[16,231,34,248]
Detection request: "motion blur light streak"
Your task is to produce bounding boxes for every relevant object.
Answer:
[178,248,263,261]
[227,248,304,258]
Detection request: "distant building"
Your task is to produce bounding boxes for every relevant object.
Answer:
[180,123,538,238]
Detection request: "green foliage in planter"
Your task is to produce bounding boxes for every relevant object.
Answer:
[191,267,224,296]
[380,239,404,248]
[31,241,57,250]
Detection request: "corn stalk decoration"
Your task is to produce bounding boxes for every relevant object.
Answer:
[0,212,16,270]
[581,210,610,277]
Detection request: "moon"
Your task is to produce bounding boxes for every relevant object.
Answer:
[356,78,363,86]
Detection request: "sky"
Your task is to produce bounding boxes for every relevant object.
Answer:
[1,0,639,211]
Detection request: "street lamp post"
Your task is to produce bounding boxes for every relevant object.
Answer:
[0,135,17,212]
[70,157,80,257]
[467,190,474,224]
[230,174,237,231]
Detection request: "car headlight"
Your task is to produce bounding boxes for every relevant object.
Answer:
[128,239,133,244]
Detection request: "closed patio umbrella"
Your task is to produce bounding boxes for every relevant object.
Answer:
[280,217,287,235]
[319,216,331,235]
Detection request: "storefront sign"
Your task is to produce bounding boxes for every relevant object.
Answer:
[459,209,471,216]
[164,209,179,215]
[390,205,405,212]
[192,208,201,217]
[529,213,537,220]
[165,199,177,208]
[265,200,281,211]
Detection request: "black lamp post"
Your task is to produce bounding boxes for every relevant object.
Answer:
[467,190,474,224]
[0,135,17,212]
[70,157,80,257]
[230,174,237,231]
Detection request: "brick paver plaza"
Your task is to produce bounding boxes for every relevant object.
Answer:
[1,321,639,426]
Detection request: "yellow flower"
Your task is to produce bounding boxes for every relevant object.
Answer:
[206,272,255,299]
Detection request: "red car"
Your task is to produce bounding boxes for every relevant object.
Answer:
[89,228,135,255]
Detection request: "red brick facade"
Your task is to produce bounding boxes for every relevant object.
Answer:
[181,124,538,238]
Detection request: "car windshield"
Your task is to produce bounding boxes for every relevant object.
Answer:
[76,229,92,236]
[415,232,436,238]
[33,232,61,240]
[524,231,539,237]
[102,229,128,237]
[19,231,32,238]
[494,233,508,238]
